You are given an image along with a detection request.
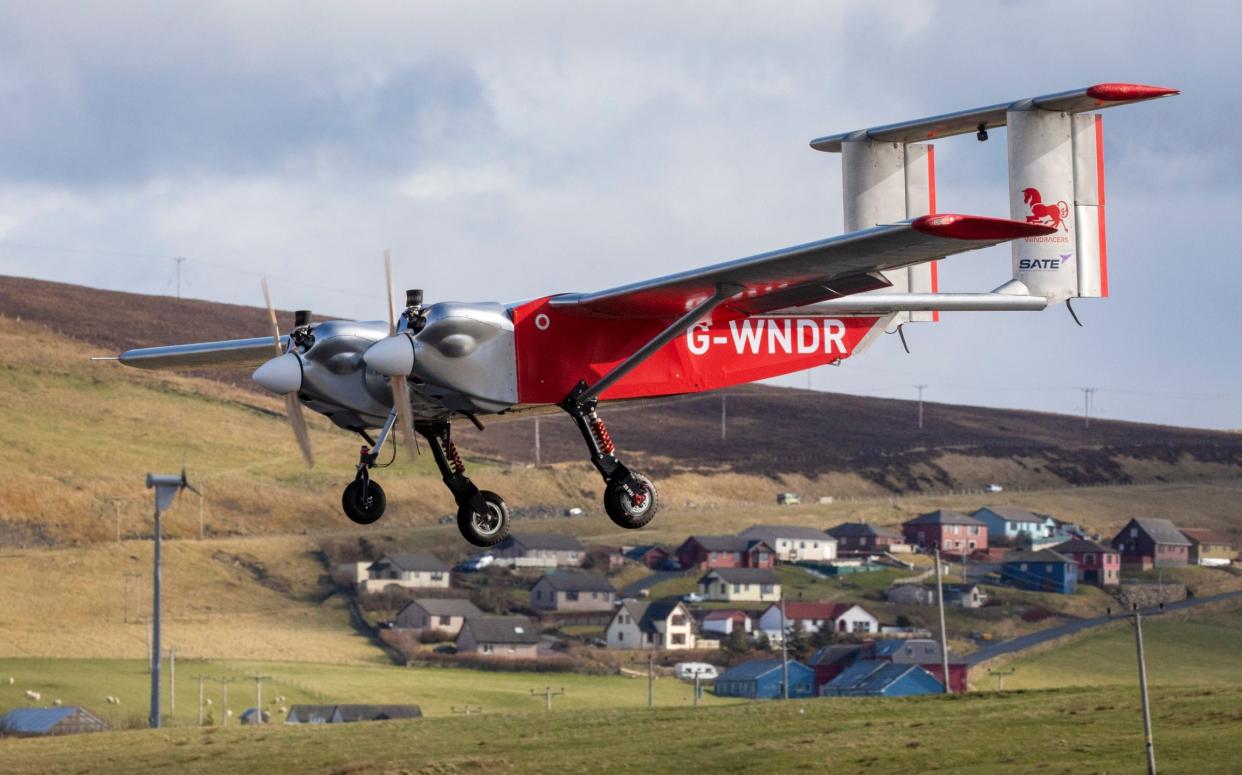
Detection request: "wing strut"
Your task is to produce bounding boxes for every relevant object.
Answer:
[564,283,741,406]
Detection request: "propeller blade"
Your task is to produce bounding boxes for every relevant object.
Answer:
[284,393,315,468]
[384,249,397,336]
[260,278,283,355]
[391,375,420,459]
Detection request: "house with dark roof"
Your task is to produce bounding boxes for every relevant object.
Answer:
[738,524,838,562]
[1001,549,1078,594]
[825,523,907,555]
[530,572,616,612]
[455,616,542,659]
[756,601,878,640]
[1111,518,1190,569]
[605,599,698,650]
[870,638,966,693]
[675,535,775,570]
[492,533,585,568]
[901,510,987,554]
[1052,538,1120,586]
[1180,529,1235,567]
[886,583,986,608]
[700,609,752,637]
[696,568,781,603]
[394,598,485,634]
[362,554,451,593]
[714,658,815,699]
[622,544,672,570]
[971,506,1059,544]
[0,706,109,737]
[809,644,867,687]
[821,660,944,697]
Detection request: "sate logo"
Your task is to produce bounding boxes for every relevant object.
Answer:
[1022,187,1070,232]
[1019,254,1072,271]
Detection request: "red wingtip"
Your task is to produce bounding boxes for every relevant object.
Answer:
[912,214,1057,241]
[1086,83,1179,102]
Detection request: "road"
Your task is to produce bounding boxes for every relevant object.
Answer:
[965,588,1242,666]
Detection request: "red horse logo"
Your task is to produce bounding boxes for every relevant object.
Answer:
[1022,188,1070,231]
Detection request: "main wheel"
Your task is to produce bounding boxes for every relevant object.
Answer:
[604,473,658,529]
[457,490,511,547]
[342,479,386,525]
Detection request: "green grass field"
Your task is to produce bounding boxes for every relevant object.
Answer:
[2,684,1240,774]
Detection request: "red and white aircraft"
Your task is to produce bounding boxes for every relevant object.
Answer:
[115,83,1176,545]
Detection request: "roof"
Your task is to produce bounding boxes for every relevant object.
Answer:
[809,644,864,666]
[1052,538,1115,555]
[0,707,82,733]
[717,658,807,682]
[703,609,749,621]
[334,704,422,722]
[1122,518,1191,546]
[617,599,689,633]
[534,572,615,593]
[904,510,983,527]
[622,545,667,560]
[771,601,863,621]
[399,598,484,618]
[826,522,901,540]
[972,506,1045,524]
[700,567,779,585]
[1003,549,1077,565]
[460,616,541,645]
[682,535,769,553]
[828,661,940,693]
[370,553,449,573]
[1180,528,1235,547]
[287,704,338,722]
[740,524,836,542]
[504,533,584,552]
[870,638,958,664]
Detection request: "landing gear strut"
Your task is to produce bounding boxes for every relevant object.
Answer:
[343,447,387,525]
[560,383,659,529]
[418,421,511,547]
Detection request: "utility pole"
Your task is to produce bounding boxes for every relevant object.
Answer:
[198,484,205,540]
[934,548,951,694]
[916,384,928,430]
[530,686,564,712]
[220,678,234,727]
[1108,603,1161,775]
[250,675,272,723]
[647,654,654,708]
[720,394,727,442]
[451,705,482,717]
[111,500,125,542]
[123,572,142,624]
[145,471,196,729]
[169,648,176,714]
[780,597,789,700]
[192,674,209,726]
[987,668,1015,692]
[1082,387,1096,429]
[173,257,186,300]
[693,672,702,707]
[534,416,541,466]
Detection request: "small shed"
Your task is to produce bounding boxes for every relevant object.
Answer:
[0,706,110,736]
[713,658,815,700]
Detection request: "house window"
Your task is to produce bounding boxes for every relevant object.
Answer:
[733,552,742,562]
[761,584,774,594]
[535,590,542,601]
[439,616,451,626]
[732,584,741,593]
[1085,553,1094,564]
[618,631,625,641]
[1045,564,1053,572]
[671,615,687,626]
[800,541,806,549]
[567,591,579,601]
[710,551,718,561]
[861,537,869,546]
[757,552,769,564]
[1130,527,1138,538]
[671,634,686,645]
[430,572,444,581]
[482,644,495,654]
[852,620,870,633]
[970,526,979,535]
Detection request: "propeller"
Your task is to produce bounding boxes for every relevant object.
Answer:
[254,278,315,467]
[383,250,421,460]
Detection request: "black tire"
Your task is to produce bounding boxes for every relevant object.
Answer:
[457,490,511,547]
[604,473,658,529]
[342,479,386,525]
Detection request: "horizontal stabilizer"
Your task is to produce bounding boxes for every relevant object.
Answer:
[811,83,1178,152]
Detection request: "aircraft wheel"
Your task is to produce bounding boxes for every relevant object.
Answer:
[457,490,511,547]
[604,473,658,529]
[342,479,386,525]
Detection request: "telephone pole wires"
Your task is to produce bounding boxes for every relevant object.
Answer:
[987,668,1015,692]
[530,686,564,712]
[934,548,951,694]
[191,674,210,726]
[916,384,928,430]
[1082,387,1096,429]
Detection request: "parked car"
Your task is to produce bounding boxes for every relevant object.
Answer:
[777,492,801,505]
[454,554,495,572]
[564,507,585,517]
[675,662,718,681]
[681,592,705,603]
[984,483,1004,493]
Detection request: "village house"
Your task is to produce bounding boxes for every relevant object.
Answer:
[738,525,838,562]
[697,568,782,603]
[621,544,671,570]
[605,599,698,650]
[455,616,542,659]
[394,598,485,635]
[714,658,816,699]
[970,506,1059,544]
[675,535,775,570]
[886,583,986,608]
[492,533,585,568]
[870,638,967,693]
[821,661,944,697]
[757,601,879,640]
[825,522,908,554]
[1111,517,1190,569]
[1001,549,1078,594]
[530,572,616,612]
[1051,538,1121,586]
[361,554,451,593]
[700,609,752,637]
[901,510,988,554]
[0,707,110,737]
[1180,529,1236,567]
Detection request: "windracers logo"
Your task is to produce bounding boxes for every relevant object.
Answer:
[1019,253,1072,271]
[686,318,848,356]
[1022,187,1070,232]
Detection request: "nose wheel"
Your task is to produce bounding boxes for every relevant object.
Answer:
[604,473,658,529]
[342,477,386,525]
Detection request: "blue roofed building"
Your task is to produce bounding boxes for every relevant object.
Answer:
[1001,549,1078,594]
[713,658,815,700]
[821,660,944,697]
[0,706,109,736]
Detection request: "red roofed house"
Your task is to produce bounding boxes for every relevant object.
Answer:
[755,601,878,641]
[700,609,752,637]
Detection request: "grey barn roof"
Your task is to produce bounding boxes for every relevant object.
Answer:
[826,522,902,540]
[973,506,1046,524]
[740,524,836,542]
[370,553,449,572]
[286,704,338,723]
[683,535,769,553]
[334,704,423,722]
[535,572,615,593]
[399,598,484,618]
[503,533,585,551]
[1052,538,1115,555]
[701,567,779,585]
[462,616,541,644]
[1126,517,1192,546]
[904,510,982,527]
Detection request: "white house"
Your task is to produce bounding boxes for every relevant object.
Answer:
[738,525,838,562]
[700,609,753,637]
[757,601,878,641]
[360,554,451,593]
[605,600,699,650]
[697,568,781,603]
[971,507,1061,543]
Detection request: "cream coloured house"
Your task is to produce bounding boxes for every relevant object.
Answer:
[697,568,781,603]
[361,554,451,593]
[605,600,699,650]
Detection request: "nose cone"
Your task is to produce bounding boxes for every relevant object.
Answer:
[364,334,415,377]
[253,352,303,394]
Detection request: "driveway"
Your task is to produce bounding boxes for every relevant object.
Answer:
[965,588,1242,667]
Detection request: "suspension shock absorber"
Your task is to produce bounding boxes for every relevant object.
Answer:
[587,411,615,455]
[445,436,466,476]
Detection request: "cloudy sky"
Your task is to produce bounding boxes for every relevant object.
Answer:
[1,1,1238,429]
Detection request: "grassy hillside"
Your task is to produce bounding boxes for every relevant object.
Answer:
[2,684,1239,774]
